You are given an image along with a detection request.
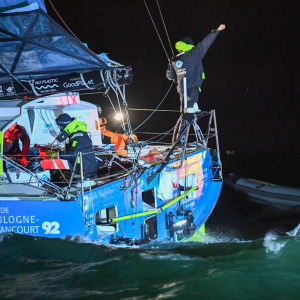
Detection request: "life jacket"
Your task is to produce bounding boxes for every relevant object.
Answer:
[62,118,87,135]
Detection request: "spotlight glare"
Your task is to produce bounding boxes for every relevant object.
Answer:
[114,112,123,121]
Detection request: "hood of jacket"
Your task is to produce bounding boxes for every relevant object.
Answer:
[175,41,194,53]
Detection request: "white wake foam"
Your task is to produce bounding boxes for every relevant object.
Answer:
[263,232,287,253]
[286,223,300,237]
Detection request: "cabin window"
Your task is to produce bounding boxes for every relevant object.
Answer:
[178,174,197,203]
[142,188,156,210]
[95,205,118,238]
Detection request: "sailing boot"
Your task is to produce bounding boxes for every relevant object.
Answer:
[193,103,201,113]
[186,107,195,113]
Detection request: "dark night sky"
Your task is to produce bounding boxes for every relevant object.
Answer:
[48,0,299,179]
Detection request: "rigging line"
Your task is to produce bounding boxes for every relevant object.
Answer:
[122,85,133,134]
[106,94,117,114]
[135,131,173,135]
[152,133,172,143]
[145,129,173,141]
[80,73,93,90]
[46,0,122,67]
[143,0,170,60]
[144,125,175,143]
[47,0,83,44]
[128,108,179,113]
[115,92,126,132]
[115,81,133,135]
[109,80,126,132]
[148,141,172,146]
[106,71,126,130]
[156,0,174,57]
[133,82,174,132]
[123,84,133,135]
[155,128,176,143]
[3,0,13,9]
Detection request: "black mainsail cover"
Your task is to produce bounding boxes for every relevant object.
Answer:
[0,7,132,99]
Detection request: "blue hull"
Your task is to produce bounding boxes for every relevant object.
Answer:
[0,200,85,238]
[0,148,222,244]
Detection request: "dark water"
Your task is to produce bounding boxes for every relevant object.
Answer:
[1,226,300,299]
[1,189,300,299]
[1,150,300,299]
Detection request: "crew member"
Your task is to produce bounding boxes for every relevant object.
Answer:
[97,105,138,157]
[55,113,97,178]
[166,24,226,113]
[3,122,30,167]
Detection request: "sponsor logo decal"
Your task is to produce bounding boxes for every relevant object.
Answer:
[0,206,60,235]
[176,60,183,68]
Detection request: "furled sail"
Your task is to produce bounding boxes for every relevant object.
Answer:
[0,3,132,99]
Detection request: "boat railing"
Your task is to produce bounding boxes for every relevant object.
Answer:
[129,110,219,146]
[0,151,97,212]
[128,107,222,182]
[0,153,65,195]
[0,143,135,188]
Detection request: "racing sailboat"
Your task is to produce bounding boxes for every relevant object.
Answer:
[0,0,222,245]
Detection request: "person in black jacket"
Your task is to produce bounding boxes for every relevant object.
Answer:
[166,24,226,113]
[55,113,97,179]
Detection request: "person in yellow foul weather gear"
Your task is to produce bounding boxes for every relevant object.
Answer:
[55,113,97,178]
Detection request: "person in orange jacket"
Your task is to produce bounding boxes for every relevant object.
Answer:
[97,105,137,157]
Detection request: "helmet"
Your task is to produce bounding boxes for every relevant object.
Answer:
[56,113,72,128]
